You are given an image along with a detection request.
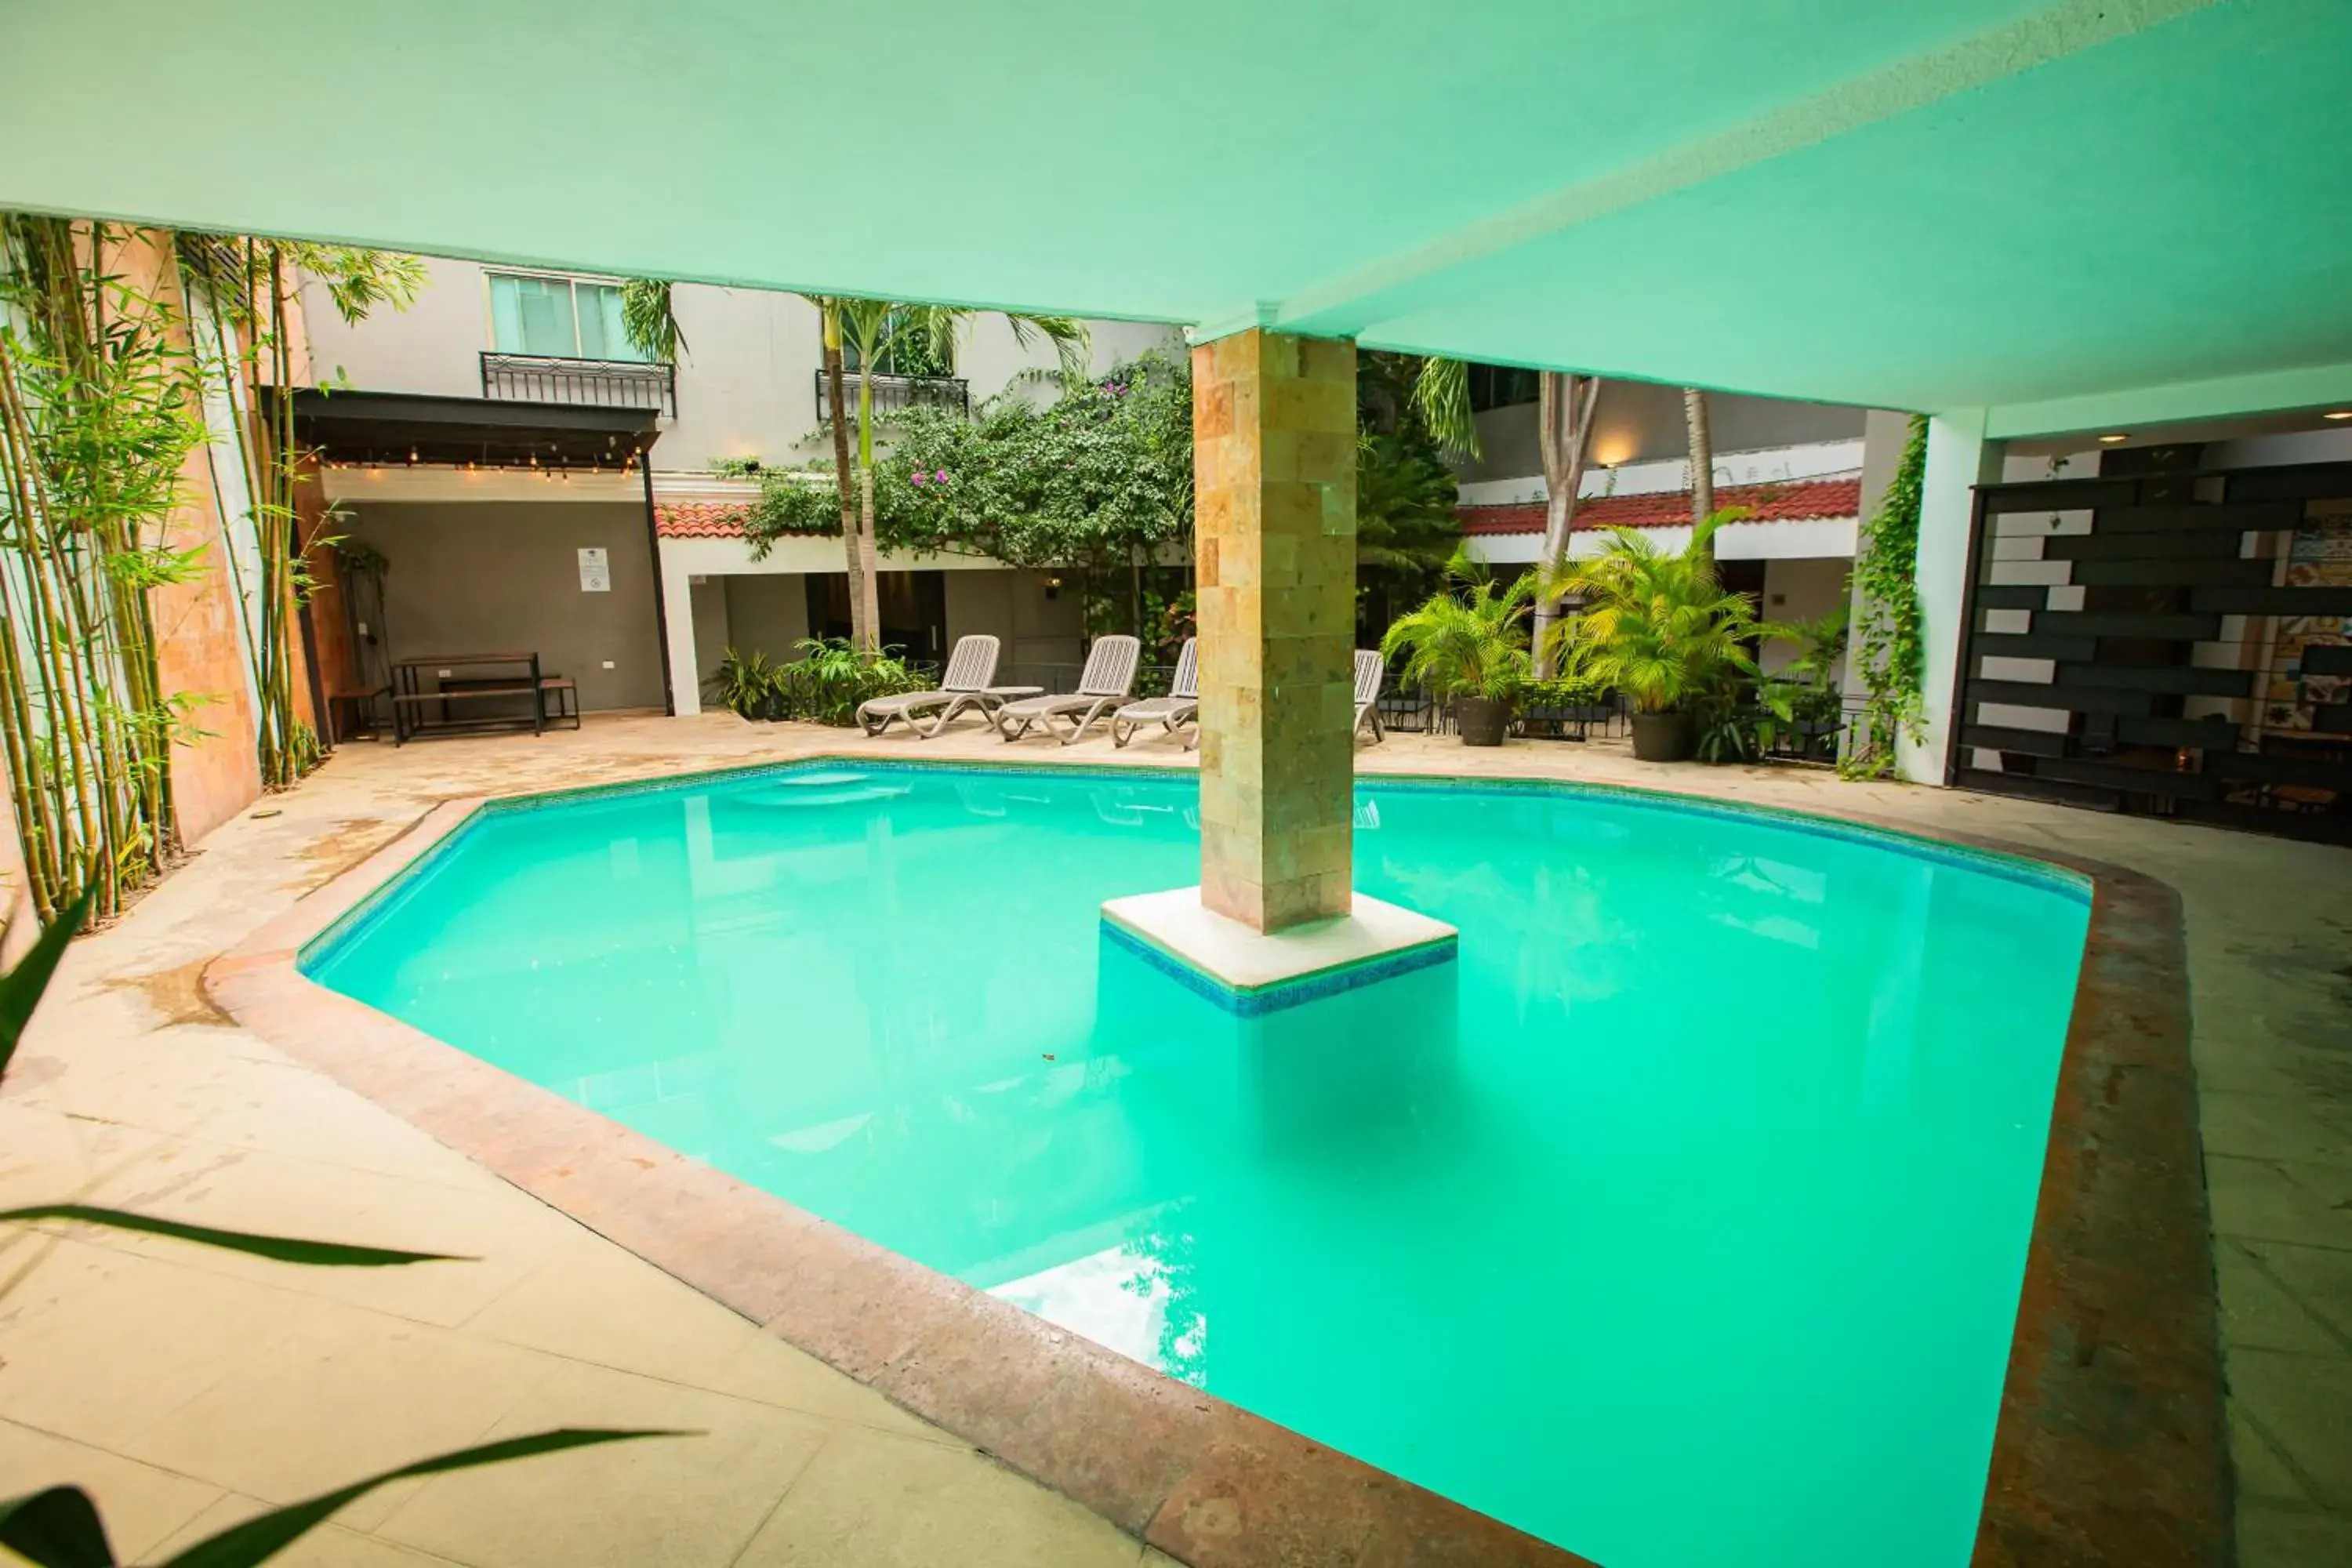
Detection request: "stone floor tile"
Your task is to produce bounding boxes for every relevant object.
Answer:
[459,1234,761,1389]
[2216,1241,2345,1356]
[118,1304,558,1509]
[0,1099,165,1210]
[0,1243,306,1450]
[183,1066,514,1196]
[2245,1238,2352,1348]
[0,1416,224,1562]
[148,1493,474,1566]
[375,1359,829,1568]
[77,1141,568,1329]
[2227,1349,2352,1510]
[2236,1503,2352,1568]
[731,1425,1142,1568]
[3,1021,285,1133]
[2202,1091,2352,1166]
[2228,1407,2311,1504]
[2190,1038,2352,1108]
[2205,1155,2352,1252]
[712,1330,959,1444]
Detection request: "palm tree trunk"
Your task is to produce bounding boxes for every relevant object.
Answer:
[853,363,882,655]
[1529,372,1600,678]
[820,307,865,652]
[1684,387,1715,562]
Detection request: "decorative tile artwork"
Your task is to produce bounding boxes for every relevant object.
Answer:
[2261,499,2352,731]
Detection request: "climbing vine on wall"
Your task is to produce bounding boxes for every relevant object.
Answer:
[1842,413,1928,779]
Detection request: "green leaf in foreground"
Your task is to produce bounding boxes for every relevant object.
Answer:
[0,1206,467,1268]
[0,1483,116,1568]
[159,1428,684,1568]
[0,884,95,1077]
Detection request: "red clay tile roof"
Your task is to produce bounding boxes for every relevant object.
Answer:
[1459,475,1860,536]
[655,502,753,539]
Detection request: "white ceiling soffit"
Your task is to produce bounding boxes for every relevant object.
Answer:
[2,0,2347,417]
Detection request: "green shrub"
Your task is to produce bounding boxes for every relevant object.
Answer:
[1379,572,1534,705]
[705,647,781,720]
[1518,674,1613,711]
[773,637,927,726]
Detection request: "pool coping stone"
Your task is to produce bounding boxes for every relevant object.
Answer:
[205,755,2225,1568]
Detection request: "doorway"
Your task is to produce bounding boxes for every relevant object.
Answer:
[805,570,949,664]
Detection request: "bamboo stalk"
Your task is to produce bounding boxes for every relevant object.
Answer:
[0,214,206,915]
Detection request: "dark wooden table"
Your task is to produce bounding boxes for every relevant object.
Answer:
[391,652,545,745]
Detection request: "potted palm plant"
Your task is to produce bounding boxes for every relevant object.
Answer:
[1380,564,1534,746]
[1543,508,1765,762]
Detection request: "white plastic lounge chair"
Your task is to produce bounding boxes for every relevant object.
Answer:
[997,635,1141,744]
[1354,648,1387,743]
[856,634,1000,738]
[1110,638,1199,750]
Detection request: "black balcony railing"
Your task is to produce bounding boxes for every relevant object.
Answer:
[811,369,970,422]
[481,352,676,416]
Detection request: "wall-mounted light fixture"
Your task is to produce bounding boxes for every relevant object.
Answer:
[1044,575,1062,601]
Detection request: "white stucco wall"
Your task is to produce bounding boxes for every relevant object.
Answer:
[304,256,1184,475]
[942,568,1085,673]
[1457,437,1864,509]
[1759,557,1852,677]
[718,574,811,661]
[1466,515,1858,567]
[688,575,731,682]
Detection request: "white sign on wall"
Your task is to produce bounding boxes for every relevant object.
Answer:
[577,547,611,593]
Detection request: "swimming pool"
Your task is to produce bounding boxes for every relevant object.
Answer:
[304,760,2092,1567]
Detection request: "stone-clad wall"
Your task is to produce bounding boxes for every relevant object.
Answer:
[1192,329,1357,932]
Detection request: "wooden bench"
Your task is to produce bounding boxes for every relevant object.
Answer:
[390,652,546,744]
[539,675,579,729]
[326,685,392,742]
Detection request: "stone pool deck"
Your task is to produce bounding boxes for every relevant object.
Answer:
[2,710,2347,1566]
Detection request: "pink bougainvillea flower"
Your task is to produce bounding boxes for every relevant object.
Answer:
[910,470,927,485]
[934,469,948,482]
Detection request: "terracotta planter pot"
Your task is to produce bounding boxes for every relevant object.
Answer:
[1629,711,1693,762]
[1457,696,1512,747]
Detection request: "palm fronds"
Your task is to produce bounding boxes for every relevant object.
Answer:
[1379,573,1534,702]
[620,278,687,364]
[1409,356,1479,463]
[1541,506,1763,714]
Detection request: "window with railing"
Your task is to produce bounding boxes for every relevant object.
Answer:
[480,271,673,413]
[488,272,645,361]
[481,352,675,415]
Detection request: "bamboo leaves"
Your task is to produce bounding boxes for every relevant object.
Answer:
[0,217,205,920]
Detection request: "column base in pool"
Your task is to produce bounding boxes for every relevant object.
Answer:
[1098,886,1457,1018]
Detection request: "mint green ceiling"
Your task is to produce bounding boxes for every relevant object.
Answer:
[2,0,2346,423]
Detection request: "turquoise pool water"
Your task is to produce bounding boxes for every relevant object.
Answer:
[306,762,2090,1567]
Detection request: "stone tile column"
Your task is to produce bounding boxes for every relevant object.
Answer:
[1192,329,1357,933]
